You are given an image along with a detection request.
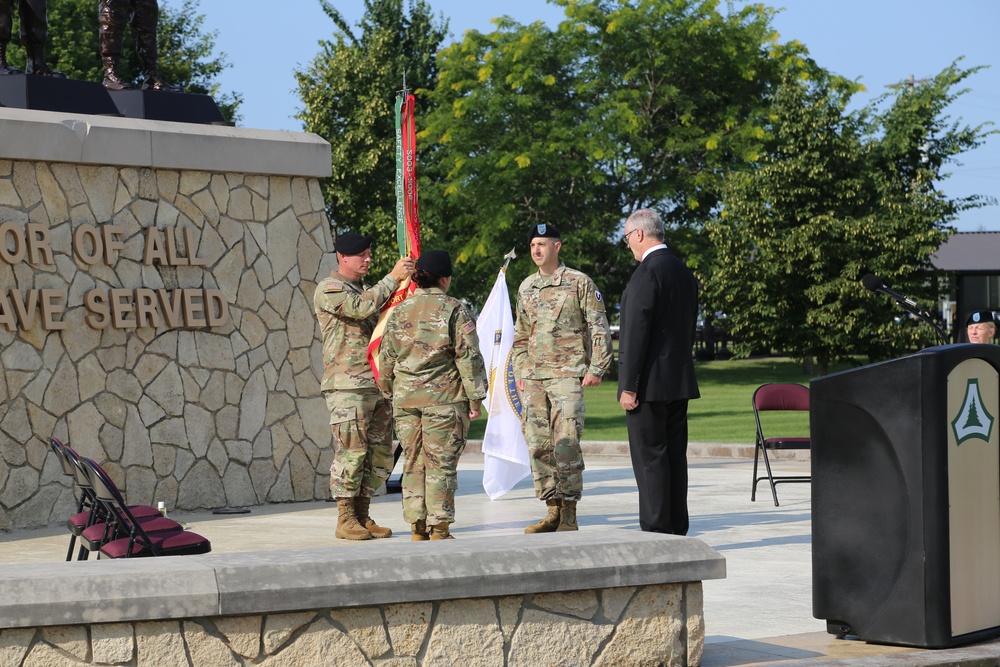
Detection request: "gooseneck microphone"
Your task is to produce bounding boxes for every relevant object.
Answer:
[862,274,920,309]
[861,273,948,345]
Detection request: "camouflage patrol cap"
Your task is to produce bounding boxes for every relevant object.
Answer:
[966,310,997,327]
[528,223,561,242]
[335,232,373,255]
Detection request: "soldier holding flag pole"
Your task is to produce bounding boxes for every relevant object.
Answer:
[314,85,422,542]
[314,234,413,541]
[377,250,487,540]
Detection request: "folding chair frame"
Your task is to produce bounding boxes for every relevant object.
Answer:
[751,383,811,507]
[80,458,211,558]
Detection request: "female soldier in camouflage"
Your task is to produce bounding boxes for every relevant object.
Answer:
[377,250,487,540]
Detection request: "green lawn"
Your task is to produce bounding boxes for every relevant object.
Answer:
[470,357,822,443]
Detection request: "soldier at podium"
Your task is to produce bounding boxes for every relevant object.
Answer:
[965,309,996,344]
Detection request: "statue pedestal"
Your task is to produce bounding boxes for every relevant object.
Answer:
[0,75,119,115]
[108,89,228,125]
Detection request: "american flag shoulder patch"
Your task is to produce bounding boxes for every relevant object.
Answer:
[324,281,344,293]
[463,320,477,334]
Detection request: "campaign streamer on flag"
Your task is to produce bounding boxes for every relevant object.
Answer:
[368,91,421,381]
[477,254,531,500]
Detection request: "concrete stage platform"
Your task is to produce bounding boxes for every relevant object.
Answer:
[2,449,998,665]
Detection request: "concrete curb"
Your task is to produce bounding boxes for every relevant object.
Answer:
[0,529,724,629]
[467,440,812,462]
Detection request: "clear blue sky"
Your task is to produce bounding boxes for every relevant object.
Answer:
[194,0,998,232]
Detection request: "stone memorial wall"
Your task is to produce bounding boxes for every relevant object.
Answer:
[0,109,335,529]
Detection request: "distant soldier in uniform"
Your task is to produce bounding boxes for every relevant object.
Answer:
[966,309,997,344]
[314,232,414,541]
[512,223,612,533]
[0,0,65,76]
[377,250,487,541]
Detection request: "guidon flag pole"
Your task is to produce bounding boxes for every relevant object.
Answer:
[368,87,421,380]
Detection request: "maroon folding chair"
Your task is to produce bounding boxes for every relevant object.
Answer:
[51,438,163,560]
[751,383,811,506]
[80,458,211,558]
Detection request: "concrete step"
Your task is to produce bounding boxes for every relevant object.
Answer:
[467,440,812,462]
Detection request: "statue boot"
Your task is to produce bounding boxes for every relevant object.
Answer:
[0,42,21,74]
[335,498,372,541]
[24,44,64,77]
[101,56,133,90]
[428,522,453,540]
[355,496,392,538]
[555,501,578,531]
[524,498,561,534]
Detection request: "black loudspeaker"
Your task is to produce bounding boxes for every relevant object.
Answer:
[811,344,1000,648]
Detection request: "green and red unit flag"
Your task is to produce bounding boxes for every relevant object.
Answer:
[368,92,421,380]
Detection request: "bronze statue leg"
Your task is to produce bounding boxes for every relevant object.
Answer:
[131,0,180,92]
[0,0,23,74]
[99,0,133,89]
[19,0,64,76]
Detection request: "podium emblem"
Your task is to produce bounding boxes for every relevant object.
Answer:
[951,378,995,445]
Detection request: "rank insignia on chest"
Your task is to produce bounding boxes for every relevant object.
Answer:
[325,281,344,293]
[463,321,477,334]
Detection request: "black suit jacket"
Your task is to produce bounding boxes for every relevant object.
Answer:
[618,247,700,402]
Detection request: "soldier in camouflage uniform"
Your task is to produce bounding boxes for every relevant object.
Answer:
[377,250,487,541]
[314,232,414,541]
[512,223,613,533]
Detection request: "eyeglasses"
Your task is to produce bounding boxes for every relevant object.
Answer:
[622,228,639,246]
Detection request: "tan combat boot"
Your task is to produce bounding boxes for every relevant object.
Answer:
[411,519,429,541]
[355,496,392,538]
[524,498,561,534]
[556,500,578,531]
[335,498,372,540]
[429,522,453,540]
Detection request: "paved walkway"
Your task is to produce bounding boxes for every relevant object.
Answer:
[2,450,999,665]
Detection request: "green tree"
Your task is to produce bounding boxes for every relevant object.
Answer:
[422,0,811,306]
[295,0,447,275]
[7,0,241,123]
[706,62,994,374]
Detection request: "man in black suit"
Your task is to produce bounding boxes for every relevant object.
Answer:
[618,208,700,535]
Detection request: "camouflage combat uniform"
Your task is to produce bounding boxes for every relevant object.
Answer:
[314,270,400,499]
[377,288,487,526]
[512,264,612,502]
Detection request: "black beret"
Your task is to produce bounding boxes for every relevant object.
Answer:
[528,223,561,242]
[416,250,452,278]
[966,310,996,327]
[335,232,372,255]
